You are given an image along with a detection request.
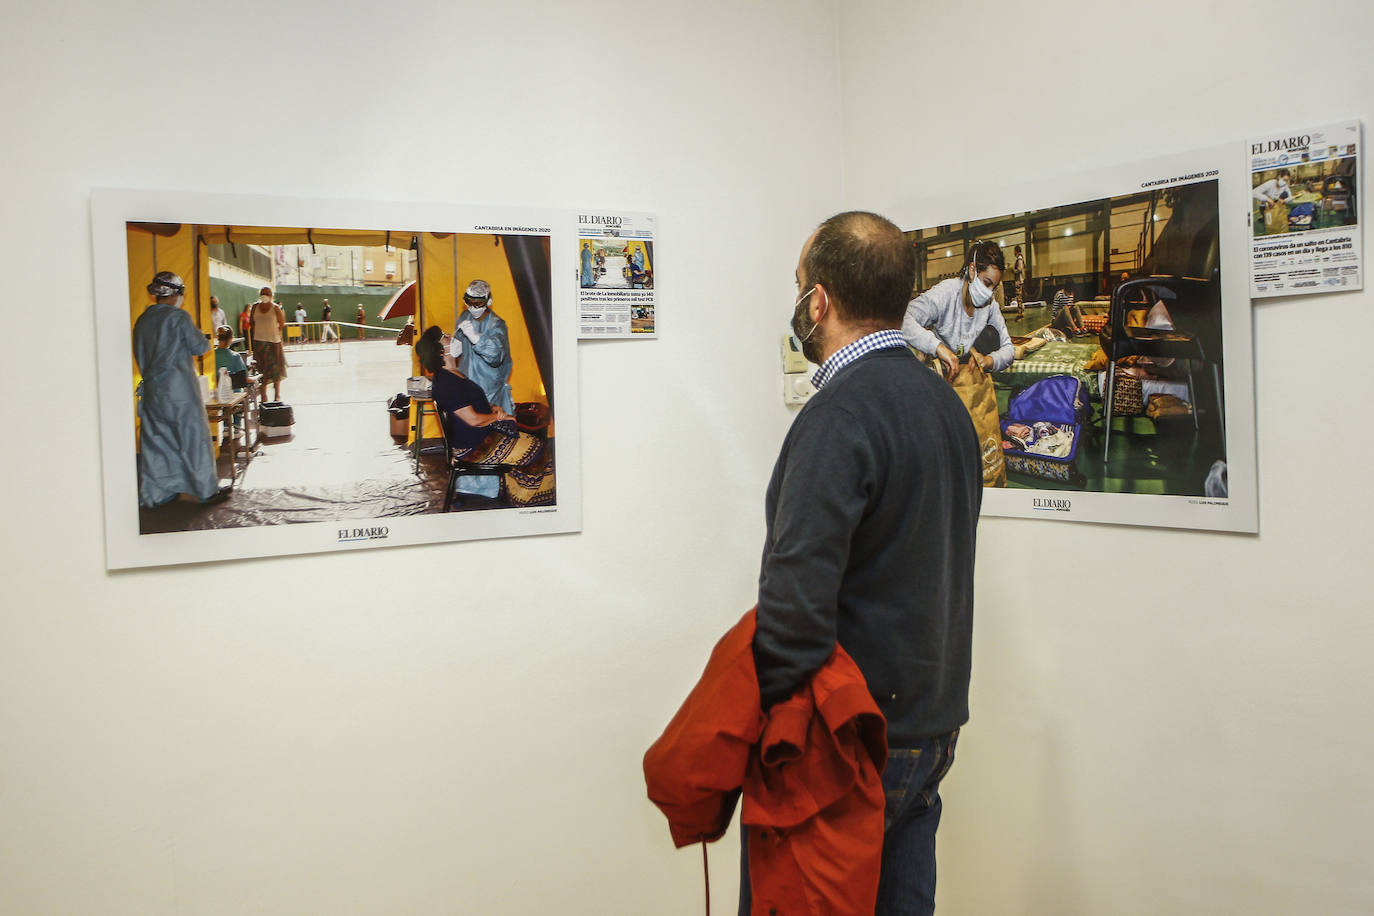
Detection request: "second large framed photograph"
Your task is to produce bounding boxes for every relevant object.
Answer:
[93,189,582,568]
[889,145,1257,532]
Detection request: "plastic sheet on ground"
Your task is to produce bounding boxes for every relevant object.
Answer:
[136,341,510,534]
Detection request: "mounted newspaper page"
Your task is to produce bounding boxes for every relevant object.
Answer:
[889,145,1257,532]
[1248,119,1362,299]
[92,189,582,569]
[576,210,656,338]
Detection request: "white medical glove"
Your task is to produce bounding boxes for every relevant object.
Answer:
[458,319,480,344]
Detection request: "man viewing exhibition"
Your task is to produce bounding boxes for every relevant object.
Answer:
[747,211,982,915]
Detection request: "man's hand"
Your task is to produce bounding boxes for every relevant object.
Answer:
[971,351,993,372]
[935,343,960,381]
[458,319,480,344]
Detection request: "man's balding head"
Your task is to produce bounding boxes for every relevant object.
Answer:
[801,211,915,328]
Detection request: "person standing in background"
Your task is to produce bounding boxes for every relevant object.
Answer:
[209,295,226,334]
[251,286,286,402]
[320,298,337,341]
[238,303,253,347]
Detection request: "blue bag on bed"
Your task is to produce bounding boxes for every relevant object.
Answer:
[1001,375,1089,486]
[1006,374,1090,426]
[1287,202,1316,232]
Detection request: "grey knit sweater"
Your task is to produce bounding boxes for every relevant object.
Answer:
[754,347,982,747]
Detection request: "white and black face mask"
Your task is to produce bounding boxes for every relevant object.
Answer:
[966,270,995,308]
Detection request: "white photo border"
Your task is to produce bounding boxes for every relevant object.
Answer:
[886,144,1258,533]
[92,188,583,569]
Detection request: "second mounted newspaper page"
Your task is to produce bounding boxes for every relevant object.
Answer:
[1249,119,1362,299]
[576,210,657,338]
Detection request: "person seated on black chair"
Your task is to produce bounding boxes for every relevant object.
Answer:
[414,325,554,506]
[414,325,513,448]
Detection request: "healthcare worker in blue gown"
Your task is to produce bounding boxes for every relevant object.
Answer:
[448,278,515,499]
[580,242,596,288]
[133,271,229,507]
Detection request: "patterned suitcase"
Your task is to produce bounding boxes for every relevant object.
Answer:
[1000,375,1089,487]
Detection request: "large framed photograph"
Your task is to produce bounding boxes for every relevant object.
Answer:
[93,189,582,569]
[889,145,1256,532]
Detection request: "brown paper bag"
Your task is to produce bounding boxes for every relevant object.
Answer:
[950,360,1006,488]
[1265,200,1289,233]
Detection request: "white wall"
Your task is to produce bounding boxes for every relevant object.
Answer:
[0,2,842,913]
[838,1,1374,914]
[4,1,1372,914]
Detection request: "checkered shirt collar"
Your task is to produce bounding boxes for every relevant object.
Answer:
[811,329,909,389]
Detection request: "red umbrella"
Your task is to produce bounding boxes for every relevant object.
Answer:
[377,280,417,320]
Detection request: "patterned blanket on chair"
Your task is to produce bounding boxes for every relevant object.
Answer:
[453,421,555,507]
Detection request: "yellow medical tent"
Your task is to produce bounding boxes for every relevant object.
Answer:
[126,222,551,442]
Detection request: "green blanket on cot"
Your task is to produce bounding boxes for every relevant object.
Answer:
[993,339,1103,398]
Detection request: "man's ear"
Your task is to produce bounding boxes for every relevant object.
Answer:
[811,283,830,324]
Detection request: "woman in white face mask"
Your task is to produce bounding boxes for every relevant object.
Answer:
[250,286,287,401]
[901,240,1015,381]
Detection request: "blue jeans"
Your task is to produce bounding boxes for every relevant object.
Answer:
[738,728,959,916]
